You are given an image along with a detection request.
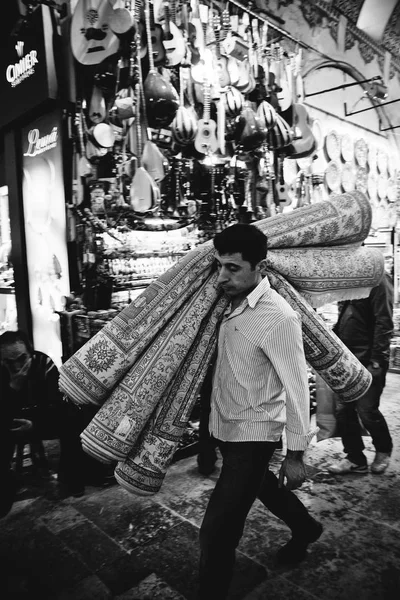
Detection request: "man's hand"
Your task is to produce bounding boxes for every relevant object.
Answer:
[7,356,32,392]
[367,361,382,379]
[278,450,307,490]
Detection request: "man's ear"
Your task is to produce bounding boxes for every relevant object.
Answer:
[257,259,267,272]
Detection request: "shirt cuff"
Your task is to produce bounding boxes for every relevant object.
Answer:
[286,426,319,451]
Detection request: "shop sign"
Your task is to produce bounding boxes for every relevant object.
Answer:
[0,6,57,130]
[24,126,59,157]
[21,109,69,367]
[6,41,39,87]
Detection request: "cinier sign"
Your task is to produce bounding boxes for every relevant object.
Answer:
[6,40,39,87]
[0,5,57,130]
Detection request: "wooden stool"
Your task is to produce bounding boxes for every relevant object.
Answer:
[12,419,48,473]
[14,438,47,472]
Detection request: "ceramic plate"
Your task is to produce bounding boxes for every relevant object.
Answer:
[325,160,341,191]
[376,198,389,228]
[355,166,367,193]
[387,155,396,177]
[367,172,377,202]
[341,162,356,192]
[325,130,341,161]
[387,202,397,227]
[312,119,324,152]
[368,144,377,171]
[387,177,396,202]
[377,148,388,174]
[354,138,368,167]
[377,174,388,199]
[341,133,354,162]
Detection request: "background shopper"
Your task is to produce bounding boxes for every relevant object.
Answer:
[328,269,394,475]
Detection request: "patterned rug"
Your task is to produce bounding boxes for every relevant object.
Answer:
[59,191,383,495]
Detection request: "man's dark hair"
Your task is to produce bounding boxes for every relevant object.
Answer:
[213,224,268,268]
[0,330,33,355]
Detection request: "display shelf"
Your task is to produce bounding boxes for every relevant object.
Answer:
[95,226,200,296]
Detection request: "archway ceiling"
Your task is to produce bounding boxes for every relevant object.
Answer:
[332,0,400,52]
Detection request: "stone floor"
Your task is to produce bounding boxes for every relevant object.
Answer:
[2,373,400,600]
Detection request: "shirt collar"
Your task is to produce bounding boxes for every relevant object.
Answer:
[246,275,271,308]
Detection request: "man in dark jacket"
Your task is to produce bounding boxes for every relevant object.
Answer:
[328,272,394,475]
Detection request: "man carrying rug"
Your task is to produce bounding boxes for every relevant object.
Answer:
[198,224,322,600]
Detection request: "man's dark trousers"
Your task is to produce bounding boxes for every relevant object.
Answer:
[198,440,315,599]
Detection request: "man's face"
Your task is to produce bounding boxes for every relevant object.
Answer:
[215,251,262,298]
[1,341,31,375]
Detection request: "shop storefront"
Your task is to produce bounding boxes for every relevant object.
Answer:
[2,0,400,366]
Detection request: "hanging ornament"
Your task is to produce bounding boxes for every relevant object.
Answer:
[222,86,244,118]
[268,114,294,151]
[256,101,277,131]
[171,105,198,146]
[235,102,266,151]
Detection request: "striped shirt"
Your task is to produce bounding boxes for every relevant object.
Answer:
[209,276,318,450]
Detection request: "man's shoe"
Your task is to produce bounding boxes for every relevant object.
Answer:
[327,458,368,474]
[276,520,323,566]
[371,452,390,474]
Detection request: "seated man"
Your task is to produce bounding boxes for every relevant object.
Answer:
[0,415,32,518]
[0,330,111,497]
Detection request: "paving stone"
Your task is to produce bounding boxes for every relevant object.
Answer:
[73,486,182,550]
[96,552,152,596]
[3,522,91,597]
[2,373,400,600]
[39,504,88,534]
[54,574,112,600]
[243,574,321,600]
[59,520,127,571]
[115,573,186,600]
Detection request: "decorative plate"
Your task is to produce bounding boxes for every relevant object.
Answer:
[387,155,396,177]
[341,162,356,192]
[341,133,354,162]
[367,172,377,202]
[312,119,324,152]
[377,148,388,174]
[325,160,341,191]
[355,166,368,193]
[376,198,389,228]
[377,174,388,199]
[387,202,397,227]
[325,130,341,161]
[354,138,368,167]
[368,145,376,171]
[387,177,396,202]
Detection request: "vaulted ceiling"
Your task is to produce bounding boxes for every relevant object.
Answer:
[333,0,400,52]
[2,1,400,64]
[2,1,400,52]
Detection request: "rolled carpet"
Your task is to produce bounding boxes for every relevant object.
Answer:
[59,190,383,495]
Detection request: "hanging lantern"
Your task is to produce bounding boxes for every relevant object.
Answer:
[144,72,180,129]
[235,102,266,151]
[268,114,294,150]
[256,101,277,131]
[171,106,198,146]
[222,86,244,118]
